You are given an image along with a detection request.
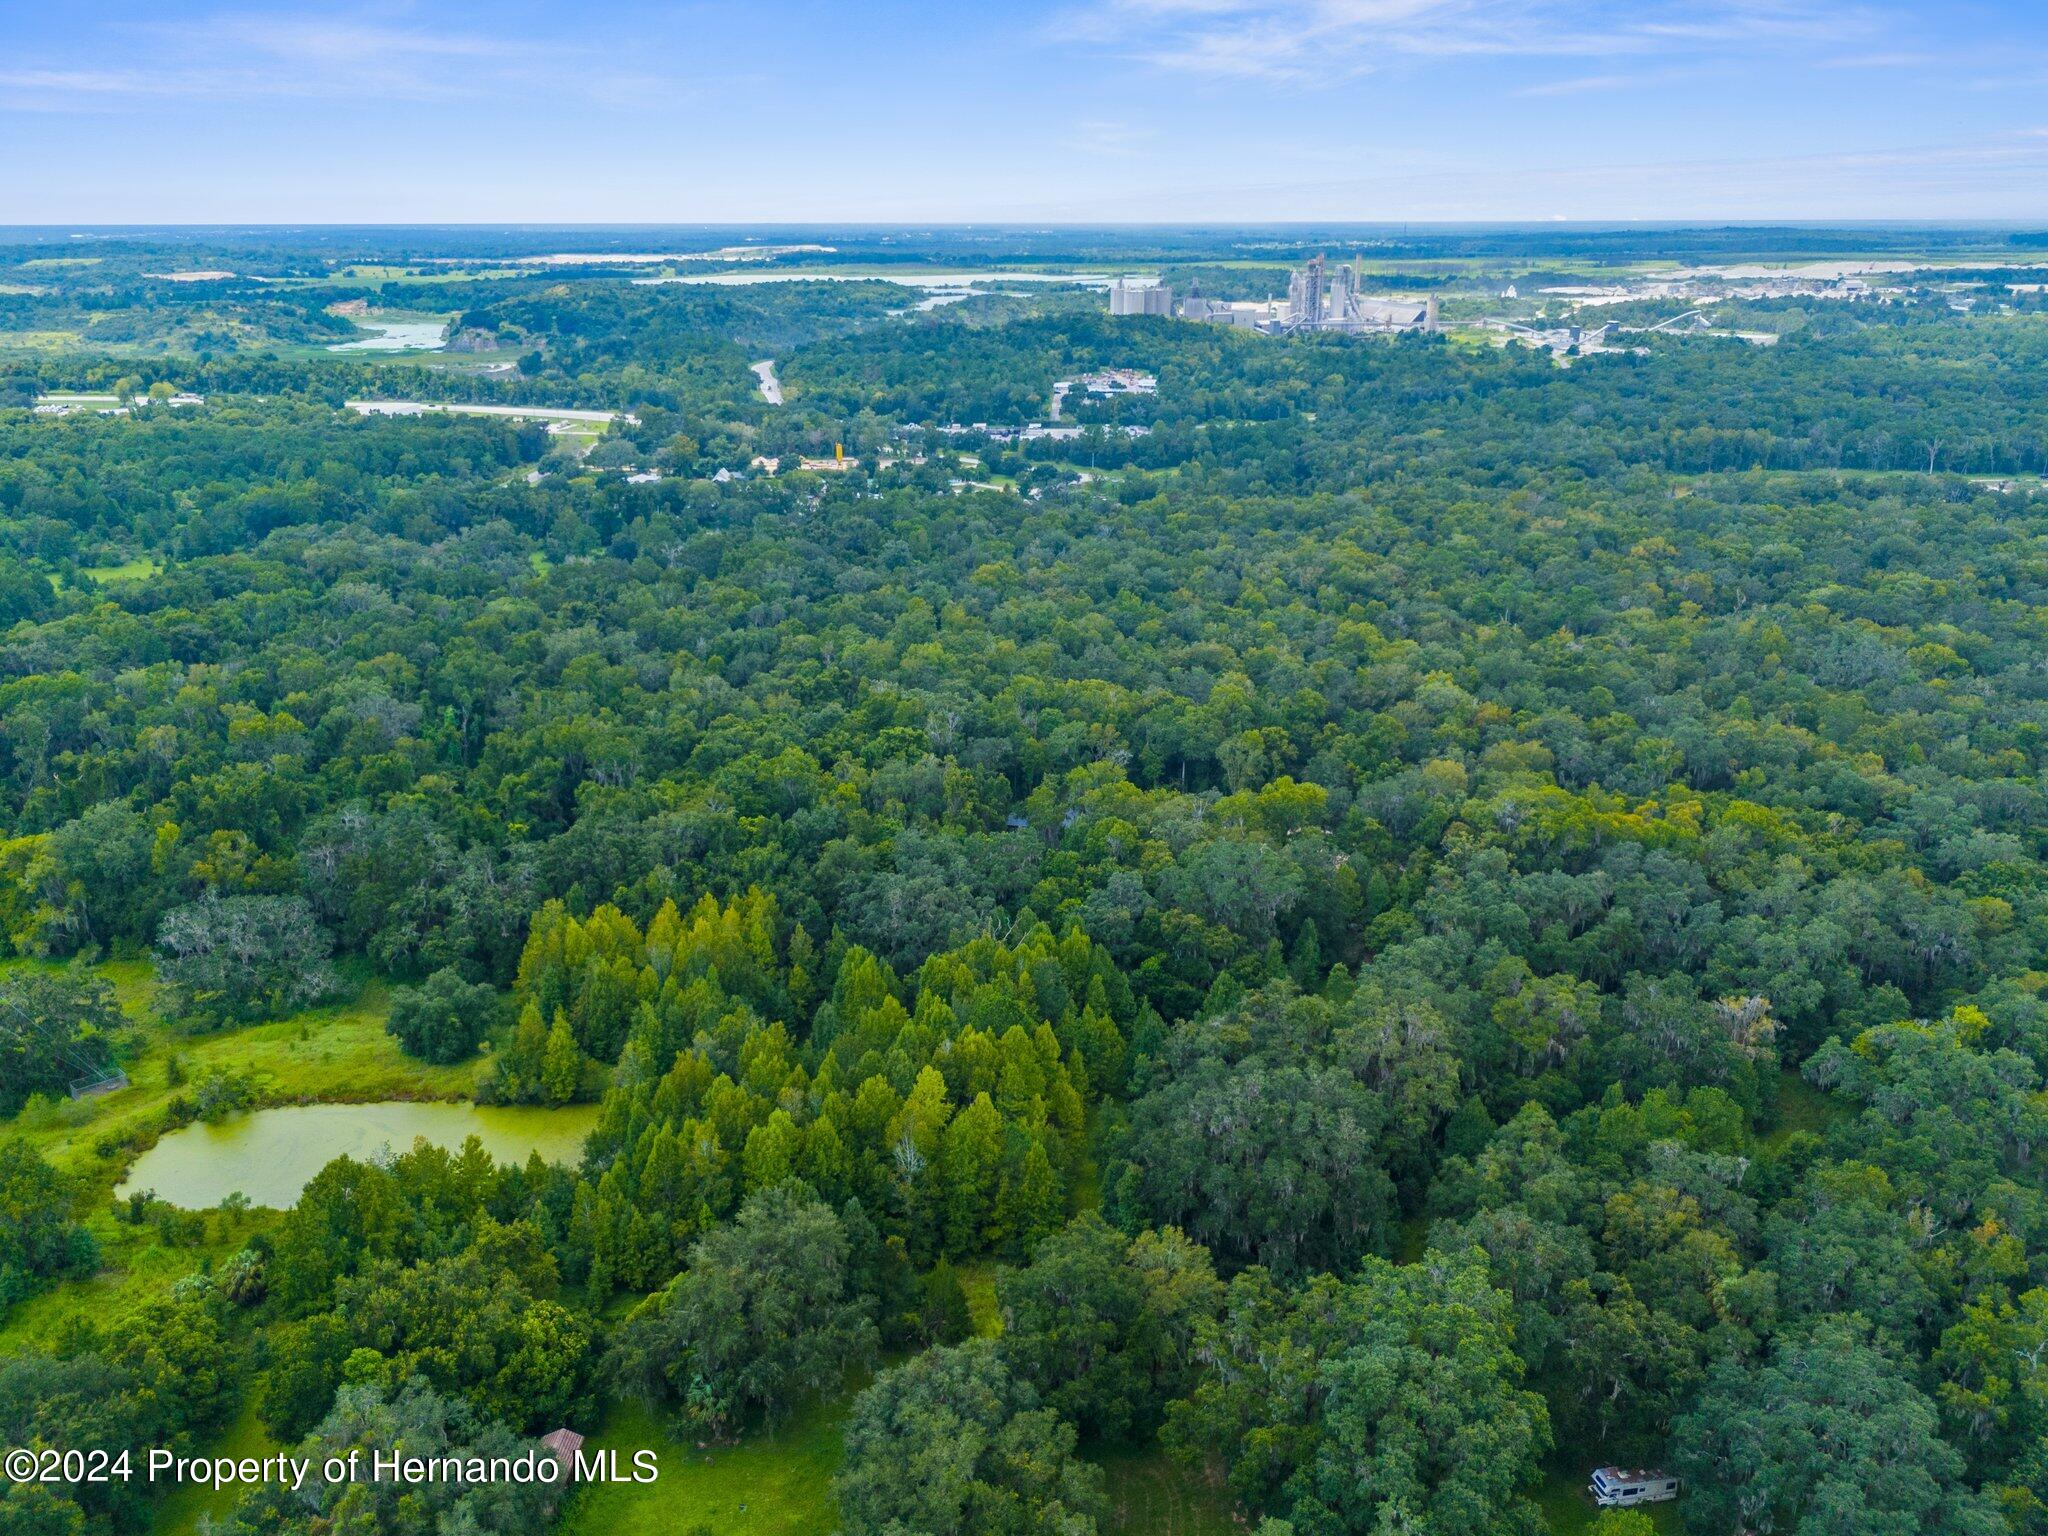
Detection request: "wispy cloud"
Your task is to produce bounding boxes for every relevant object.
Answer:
[1816,41,2048,93]
[0,11,662,111]
[1058,119,1158,156]
[1515,71,1646,97]
[1053,0,1879,82]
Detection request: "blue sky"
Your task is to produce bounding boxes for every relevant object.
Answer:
[3,0,2046,223]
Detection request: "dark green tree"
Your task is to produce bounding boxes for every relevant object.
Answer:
[835,1339,1105,1536]
[611,1183,877,1438]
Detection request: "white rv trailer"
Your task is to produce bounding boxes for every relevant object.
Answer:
[1590,1466,1680,1507]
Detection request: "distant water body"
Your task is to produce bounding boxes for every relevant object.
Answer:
[329,318,449,352]
[634,270,1117,289]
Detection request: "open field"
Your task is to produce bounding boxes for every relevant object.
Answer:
[0,330,86,350]
[555,1398,845,1536]
[48,555,164,592]
[320,264,525,284]
[552,1396,1242,1536]
[81,557,162,583]
[0,1193,269,1356]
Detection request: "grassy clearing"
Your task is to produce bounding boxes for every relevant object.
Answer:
[5,960,476,1197]
[0,1201,270,1355]
[0,331,87,351]
[1762,1063,1843,1151]
[149,1391,280,1535]
[546,423,608,460]
[0,958,472,1351]
[318,265,523,285]
[80,557,162,584]
[49,557,164,593]
[555,1398,845,1536]
[1534,1467,1681,1534]
[1093,1446,1239,1536]
[552,1396,1233,1536]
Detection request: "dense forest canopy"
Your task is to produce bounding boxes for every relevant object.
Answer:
[0,224,2045,1536]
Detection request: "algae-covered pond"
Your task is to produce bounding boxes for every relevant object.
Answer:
[116,1100,598,1208]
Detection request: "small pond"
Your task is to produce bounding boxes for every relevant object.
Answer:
[116,1100,599,1208]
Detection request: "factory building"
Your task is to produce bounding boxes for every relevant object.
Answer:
[1181,259,1437,335]
[1280,256,1436,333]
[1183,291,1290,329]
[1109,279,1173,317]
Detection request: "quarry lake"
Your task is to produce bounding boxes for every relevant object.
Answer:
[117,1100,600,1208]
[328,317,448,351]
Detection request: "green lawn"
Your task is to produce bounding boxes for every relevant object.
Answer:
[554,1398,846,1536]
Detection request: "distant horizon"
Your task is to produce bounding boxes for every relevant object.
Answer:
[5,220,2048,233]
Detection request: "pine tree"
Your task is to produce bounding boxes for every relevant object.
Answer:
[541,1008,582,1105]
[940,1093,1005,1257]
[494,999,551,1102]
[993,1138,1064,1260]
[743,1109,801,1193]
[788,923,817,1013]
[1289,922,1322,988]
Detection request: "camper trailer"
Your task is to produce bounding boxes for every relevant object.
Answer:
[1590,1467,1680,1507]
